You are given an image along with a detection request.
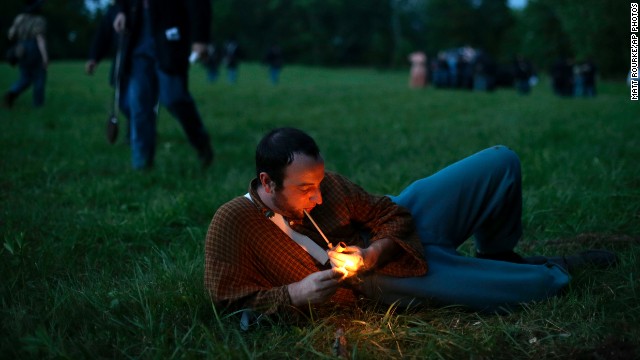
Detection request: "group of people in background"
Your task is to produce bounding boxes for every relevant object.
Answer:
[203,38,241,84]
[408,46,598,98]
[202,39,283,86]
[3,1,601,173]
[551,57,598,98]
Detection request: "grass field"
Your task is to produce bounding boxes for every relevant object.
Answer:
[1,61,639,359]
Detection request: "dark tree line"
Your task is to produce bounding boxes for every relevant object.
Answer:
[0,0,627,78]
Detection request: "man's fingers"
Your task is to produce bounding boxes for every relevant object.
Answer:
[318,268,344,282]
[341,246,360,254]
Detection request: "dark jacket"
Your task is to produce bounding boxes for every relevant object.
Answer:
[114,0,211,76]
[87,5,123,87]
[88,6,119,63]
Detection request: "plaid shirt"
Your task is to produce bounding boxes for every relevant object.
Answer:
[8,14,46,41]
[204,171,428,314]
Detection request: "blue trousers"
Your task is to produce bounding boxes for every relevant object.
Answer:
[363,146,570,311]
[127,10,210,169]
[8,39,46,107]
[269,67,281,85]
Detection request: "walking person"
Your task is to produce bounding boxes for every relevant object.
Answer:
[3,0,48,108]
[112,0,214,170]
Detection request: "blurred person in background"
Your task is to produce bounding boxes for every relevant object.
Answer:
[112,0,214,170]
[264,44,283,85]
[204,42,222,83]
[513,54,534,95]
[408,51,427,89]
[3,0,48,108]
[224,36,242,84]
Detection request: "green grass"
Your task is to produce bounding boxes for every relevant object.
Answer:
[1,61,639,359]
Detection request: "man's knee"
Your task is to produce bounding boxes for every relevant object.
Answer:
[487,145,521,176]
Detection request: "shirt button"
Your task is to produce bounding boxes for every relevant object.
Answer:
[289,221,294,226]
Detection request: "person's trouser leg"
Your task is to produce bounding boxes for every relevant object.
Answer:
[362,146,570,311]
[269,67,280,84]
[118,80,132,144]
[157,68,211,155]
[363,245,570,311]
[128,54,158,169]
[391,145,523,253]
[32,65,46,107]
[227,68,237,84]
[9,63,35,98]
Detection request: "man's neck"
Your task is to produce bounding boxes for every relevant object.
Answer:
[256,185,278,214]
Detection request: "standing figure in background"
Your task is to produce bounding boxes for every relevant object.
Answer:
[551,57,574,97]
[264,44,283,85]
[432,52,450,88]
[224,37,242,84]
[580,58,597,97]
[3,0,48,108]
[204,42,222,83]
[513,54,534,95]
[408,51,427,89]
[112,0,214,170]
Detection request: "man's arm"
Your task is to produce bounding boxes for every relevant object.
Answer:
[322,173,427,276]
[361,237,399,270]
[36,34,47,68]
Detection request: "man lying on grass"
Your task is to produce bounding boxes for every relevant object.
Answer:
[204,127,616,325]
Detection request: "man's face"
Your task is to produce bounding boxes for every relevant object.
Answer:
[271,153,325,220]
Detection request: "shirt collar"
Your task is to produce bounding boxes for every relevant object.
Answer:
[248,178,276,218]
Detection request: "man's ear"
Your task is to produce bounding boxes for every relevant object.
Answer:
[259,172,276,193]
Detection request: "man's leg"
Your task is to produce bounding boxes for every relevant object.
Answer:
[389,145,523,254]
[127,54,158,169]
[363,245,570,311]
[157,69,213,166]
[32,65,46,107]
[363,146,570,311]
[7,64,34,101]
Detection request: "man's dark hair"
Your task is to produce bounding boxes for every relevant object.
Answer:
[255,127,321,188]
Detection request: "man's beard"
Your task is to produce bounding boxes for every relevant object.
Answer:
[271,191,303,220]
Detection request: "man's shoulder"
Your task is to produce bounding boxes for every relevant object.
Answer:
[216,195,253,213]
[210,195,256,229]
[323,170,351,184]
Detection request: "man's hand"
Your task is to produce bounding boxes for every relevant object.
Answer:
[287,268,343,307]
[191,43,208,63]
[113,12,126,33]
[330,238,400,274]
[329,246,365,276]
